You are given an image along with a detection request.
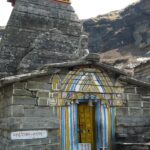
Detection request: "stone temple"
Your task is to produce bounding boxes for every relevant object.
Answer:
[0,0,149,150]
[0,0,88,77]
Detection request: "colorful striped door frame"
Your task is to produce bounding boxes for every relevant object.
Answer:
[51,68,119,150]
[61,100,116,150]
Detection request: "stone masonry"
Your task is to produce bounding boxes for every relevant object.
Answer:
[0,75,60,150]
[0,0,88,77]
[134,60,150,83]
[0,63,150,150]
[116,85,150,149]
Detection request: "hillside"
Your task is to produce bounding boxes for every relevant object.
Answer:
[83,0,150,73]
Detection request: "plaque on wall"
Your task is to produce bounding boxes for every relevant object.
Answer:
[11,130,48,140]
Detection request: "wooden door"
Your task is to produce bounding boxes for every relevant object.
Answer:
[78,104,96,150]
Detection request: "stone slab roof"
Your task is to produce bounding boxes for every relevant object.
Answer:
[0,54,150,89]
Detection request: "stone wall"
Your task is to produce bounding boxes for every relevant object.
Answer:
[0,67,149,149]
[134,60,150,83]
[116,85,150,150]
[0,76,60,150]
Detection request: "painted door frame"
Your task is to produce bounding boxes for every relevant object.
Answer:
[61,99,116,150]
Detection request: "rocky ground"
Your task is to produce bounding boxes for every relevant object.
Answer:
[83,0,150,74]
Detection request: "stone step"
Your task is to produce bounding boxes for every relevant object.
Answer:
[116,142,150,150]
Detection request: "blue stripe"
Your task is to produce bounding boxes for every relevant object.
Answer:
[67,75,82,149]
[103,105,107,147]
[75,104,79,150]
[111,108,115,141]
[72,73,82,90]
[66,73,82,99]
[62,108,66,150]
[95,74,106,93]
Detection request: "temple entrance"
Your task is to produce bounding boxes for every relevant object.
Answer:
[58,68,117,150]
[78,104,96,150]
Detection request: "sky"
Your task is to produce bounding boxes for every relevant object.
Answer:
[0,0,139,26]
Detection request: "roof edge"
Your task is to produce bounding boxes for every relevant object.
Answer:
[1,59,149,89]
[119,75,150,89]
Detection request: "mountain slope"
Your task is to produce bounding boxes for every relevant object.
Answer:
[83,0,150,73]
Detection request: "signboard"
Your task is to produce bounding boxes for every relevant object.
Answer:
[78,143,91,150]
[11,130,48,140]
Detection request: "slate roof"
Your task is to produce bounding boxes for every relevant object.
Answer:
[0,53,150,89]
